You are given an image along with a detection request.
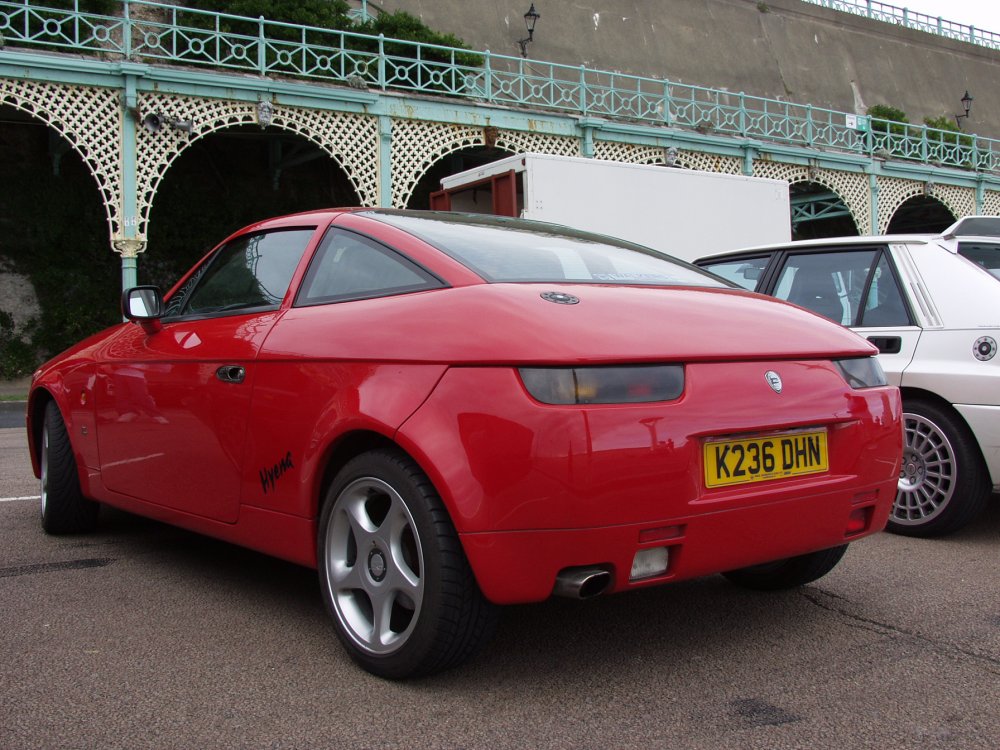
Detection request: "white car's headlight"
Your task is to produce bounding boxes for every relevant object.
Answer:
[834,357,887,389]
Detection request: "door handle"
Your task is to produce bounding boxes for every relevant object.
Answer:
[216,365,246,384]
[866,336,902,354]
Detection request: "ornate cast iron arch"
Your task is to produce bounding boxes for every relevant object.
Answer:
[390,119,580,209]
[0,79,122,241]
[875,176,973,234]
[134,93,380,240]
[754,162,868,236]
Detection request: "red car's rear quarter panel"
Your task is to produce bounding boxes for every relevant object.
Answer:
[238,356,449,520]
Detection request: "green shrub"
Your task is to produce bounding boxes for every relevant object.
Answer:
[353,11,478,66]
[181,0,352,41]
[923,115,974,145]
[867,104,910,136]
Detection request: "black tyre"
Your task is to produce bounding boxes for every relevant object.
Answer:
[889,398,990,537]
[317,449,497,679]
[40,401,98,534]
[722,544,848,591]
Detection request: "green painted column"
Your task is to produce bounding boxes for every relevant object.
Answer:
[378,115,392,207]
[115,71,145,293]
[869,172,880,234]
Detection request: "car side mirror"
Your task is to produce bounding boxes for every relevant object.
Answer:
[122,286,164,333]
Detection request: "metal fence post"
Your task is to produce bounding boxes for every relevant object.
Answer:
[484,50,493,102]
[258,16,266,75]
[378,34,386,90]
[123,0,132,59]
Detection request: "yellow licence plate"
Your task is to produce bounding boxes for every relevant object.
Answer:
[704,429,829,488]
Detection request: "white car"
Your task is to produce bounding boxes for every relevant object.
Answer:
[696,216,1000,537]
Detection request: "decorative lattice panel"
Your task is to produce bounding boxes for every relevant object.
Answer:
[982,190,1000,217]
[389,120,579,208]
[753,161,809,184]
[135,93,379,237]
[682,152,742,175]
[497,131,579,159]
[0,79,122,240]
[874,176,972,234]
[591,142,708,171]
[270,105,379,207]
[592,142,667,165]
[756,162,871,235]
[928,183,975,219]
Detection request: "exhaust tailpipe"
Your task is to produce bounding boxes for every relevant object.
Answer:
[553,567,612,599]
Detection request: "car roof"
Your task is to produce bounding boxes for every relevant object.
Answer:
[697,216,1000,262]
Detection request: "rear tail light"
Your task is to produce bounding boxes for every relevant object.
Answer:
[518,365,684,405]
[834,357,887,389]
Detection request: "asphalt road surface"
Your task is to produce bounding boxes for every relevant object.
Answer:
[2,426,999,750]
[0,401,25,429]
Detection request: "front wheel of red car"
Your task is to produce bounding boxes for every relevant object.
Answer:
[722,545,848,591]
[40,401,99,535]
[317,449,497,679]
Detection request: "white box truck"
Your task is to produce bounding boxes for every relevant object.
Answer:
[431,153,791,261]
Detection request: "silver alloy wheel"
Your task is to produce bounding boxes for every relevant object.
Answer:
[893,412,956,526]
[322,476,425,656]
[40,422,49,516]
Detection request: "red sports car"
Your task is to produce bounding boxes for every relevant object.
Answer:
[27,209,902,678]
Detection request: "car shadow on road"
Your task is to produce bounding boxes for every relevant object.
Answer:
[27,497,1000,688]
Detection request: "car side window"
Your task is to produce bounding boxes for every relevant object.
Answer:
[772,250,877,325]
[958,242,1000,280]
[859,254,910,327]
[167,228,315,317]
[295,229,442,306]
[698,256,770,290]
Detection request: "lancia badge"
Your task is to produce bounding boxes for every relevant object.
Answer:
[765,370,783,393]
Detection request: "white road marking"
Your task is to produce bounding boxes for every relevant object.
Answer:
[0,496,38,503]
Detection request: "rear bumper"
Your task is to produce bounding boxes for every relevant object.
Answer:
[463,476,894,604]
[397,364,901,605]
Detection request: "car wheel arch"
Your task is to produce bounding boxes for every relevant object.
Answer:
[312,431,460,524]
[892,386,991,536]
[897,386,980,448]
[312,430,481,572]
[314,431,399,516]
[26,388,56,472]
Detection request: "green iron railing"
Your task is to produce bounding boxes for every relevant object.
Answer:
[801,0,1000,51]
[1,0,997,174]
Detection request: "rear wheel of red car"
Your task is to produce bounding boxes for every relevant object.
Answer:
[40,401,98,535]
[889,399,990,538]
[722,544,848,591]
[317,449,497,679]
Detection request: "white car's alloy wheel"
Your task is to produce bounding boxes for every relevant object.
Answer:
[893,411,956,526]
[888,399,990,537]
